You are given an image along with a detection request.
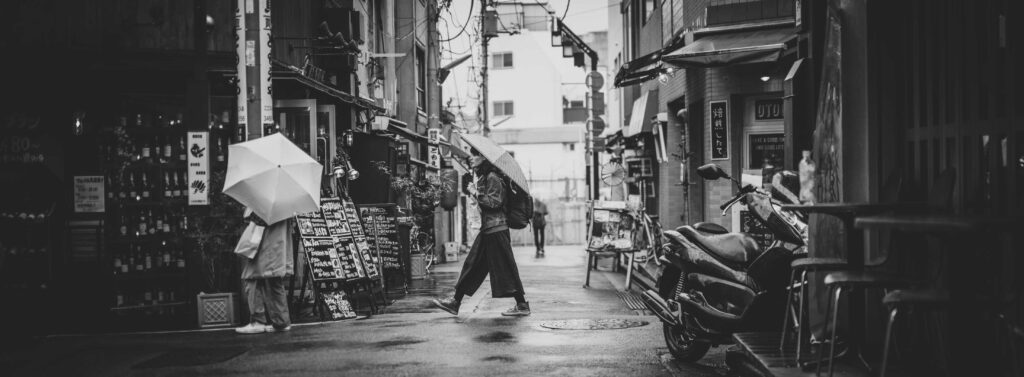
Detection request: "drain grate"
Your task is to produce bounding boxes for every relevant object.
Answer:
[617,291,648,311]
[539,319,649,330]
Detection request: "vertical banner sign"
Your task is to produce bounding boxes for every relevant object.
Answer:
[235,0,248,134]
[187,132,210,205]
[710,101,729,160]
[427,128,441,169]
[73,176,105,213]
[258,0,273,129]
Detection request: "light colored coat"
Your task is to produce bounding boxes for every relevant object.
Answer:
[241,219,295,280]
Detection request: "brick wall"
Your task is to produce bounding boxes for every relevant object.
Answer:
[689,65,783,229]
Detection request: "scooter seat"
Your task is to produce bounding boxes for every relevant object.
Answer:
[676,222,729,235]
[678,226,760,265]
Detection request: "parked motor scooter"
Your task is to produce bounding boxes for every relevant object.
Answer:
[641,163,808,361]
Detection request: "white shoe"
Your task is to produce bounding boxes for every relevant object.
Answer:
[234,323,270,334]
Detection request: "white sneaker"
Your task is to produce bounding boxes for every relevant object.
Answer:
[267,325,291,333]
[234,323,270,334]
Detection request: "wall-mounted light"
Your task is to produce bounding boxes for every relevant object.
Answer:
[550,18,561,47]
[760,75,770,82]
[72,111,85,136]
[342,131,355,147]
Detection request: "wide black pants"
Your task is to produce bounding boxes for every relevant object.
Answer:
[454,230,525,298]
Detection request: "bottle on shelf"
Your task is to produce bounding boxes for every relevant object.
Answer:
[135,113,146,128]
[214,134,225,163]
[163,172,172,198]
[147,210,157,235]
[162,213,172,233]
[133,245,144,272]
[141,140,152,161]
[140,173,151,199]
[176,249,186,269]
[128,173,138,200]
[116,290,125,307]
[163,136,173,162]
[144,244,153,271]
[154,211,164,234]
[137,210,148,236]
[178,136,188,162]
[143,289,153,305]
[118,172,128,200]
[113,253,123,275]
[162,242,172,271]
[178,171,188,198]
[119,213,129,237]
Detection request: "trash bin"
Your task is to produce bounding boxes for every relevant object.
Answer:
[444,242,459,262]
[410,254,426,280]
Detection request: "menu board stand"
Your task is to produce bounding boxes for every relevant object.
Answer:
[357,203,408,294]
[291,198,390,320]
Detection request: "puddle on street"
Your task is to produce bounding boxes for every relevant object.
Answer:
[474,331,516,343]
[372,336,427,348]
[480,355,517,363]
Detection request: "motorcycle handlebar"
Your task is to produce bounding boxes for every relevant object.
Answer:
[719,185,756,212]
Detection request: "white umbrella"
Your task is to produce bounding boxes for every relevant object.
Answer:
[459,133,530,192]
[223,133,323,224]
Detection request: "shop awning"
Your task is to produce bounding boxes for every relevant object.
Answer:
[624,91,659,137]
[661,28,796,68]
[613,37,687,88]
[385,118,428,143]
[271,59,384,112]
[613,49,664,88]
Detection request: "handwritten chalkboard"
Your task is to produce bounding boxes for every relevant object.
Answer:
[320,198,352,237]
[296,209,329,238]
[320,291,357,320]
[301,238,348,281]
[739,210,774,250]
[358,204,403,273]
[340,200,380,279]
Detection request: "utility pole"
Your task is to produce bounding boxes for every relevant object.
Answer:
[479,0,491,135]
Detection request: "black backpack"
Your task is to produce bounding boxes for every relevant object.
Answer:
[503,177,533,230]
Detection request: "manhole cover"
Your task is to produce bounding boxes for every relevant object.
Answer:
[539,319,649,330]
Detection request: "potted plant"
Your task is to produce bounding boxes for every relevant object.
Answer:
[191,170,245,328]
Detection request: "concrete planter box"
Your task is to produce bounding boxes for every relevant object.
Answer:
[197,292,239,328]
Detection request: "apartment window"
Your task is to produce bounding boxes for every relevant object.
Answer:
[626,157,654,177]
[415,45,426,111]
[569,100,584,108]
[563,142,575,152]
[492,52,513,69]
[493,101,514,116]
[643,0,656,24]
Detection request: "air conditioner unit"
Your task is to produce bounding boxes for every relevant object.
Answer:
[372,116,390,131]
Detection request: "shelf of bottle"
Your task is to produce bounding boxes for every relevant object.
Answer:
[108,234,183,244]
[112,270,187,280]
[110,301,188,312]
[105,159,188,170]
[109,198,188,207]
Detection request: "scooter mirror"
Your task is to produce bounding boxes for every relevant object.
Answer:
[697,164,729,180]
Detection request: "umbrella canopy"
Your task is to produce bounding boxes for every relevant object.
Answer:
[459,133,530,193]
[223,133,323,224]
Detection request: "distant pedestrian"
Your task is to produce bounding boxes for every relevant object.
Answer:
[532,198,548,256]
[432,149,530,317]
[235,209,294,334]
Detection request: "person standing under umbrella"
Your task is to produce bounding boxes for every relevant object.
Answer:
[432,149,530,317]
[234,211,295,334]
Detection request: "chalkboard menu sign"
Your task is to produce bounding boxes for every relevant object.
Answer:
[358,204,402,272]
[739,210,774,250]
[301,238,349,280]
[320,291,357,320]
[710,101,729,160]
[340,200,380,279]
[295,199,374,282]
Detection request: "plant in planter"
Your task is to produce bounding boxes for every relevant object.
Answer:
[190,170,245,328]
[370,161,447,232]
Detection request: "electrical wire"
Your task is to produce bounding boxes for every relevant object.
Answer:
[441,0,474,42]
[562,0,571,20]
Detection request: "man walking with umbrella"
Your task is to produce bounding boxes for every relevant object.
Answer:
[433,136,531,317]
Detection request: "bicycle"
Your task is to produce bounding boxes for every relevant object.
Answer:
[410,225,437,274]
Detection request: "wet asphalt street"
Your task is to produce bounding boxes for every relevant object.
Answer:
[2,244,729,377]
